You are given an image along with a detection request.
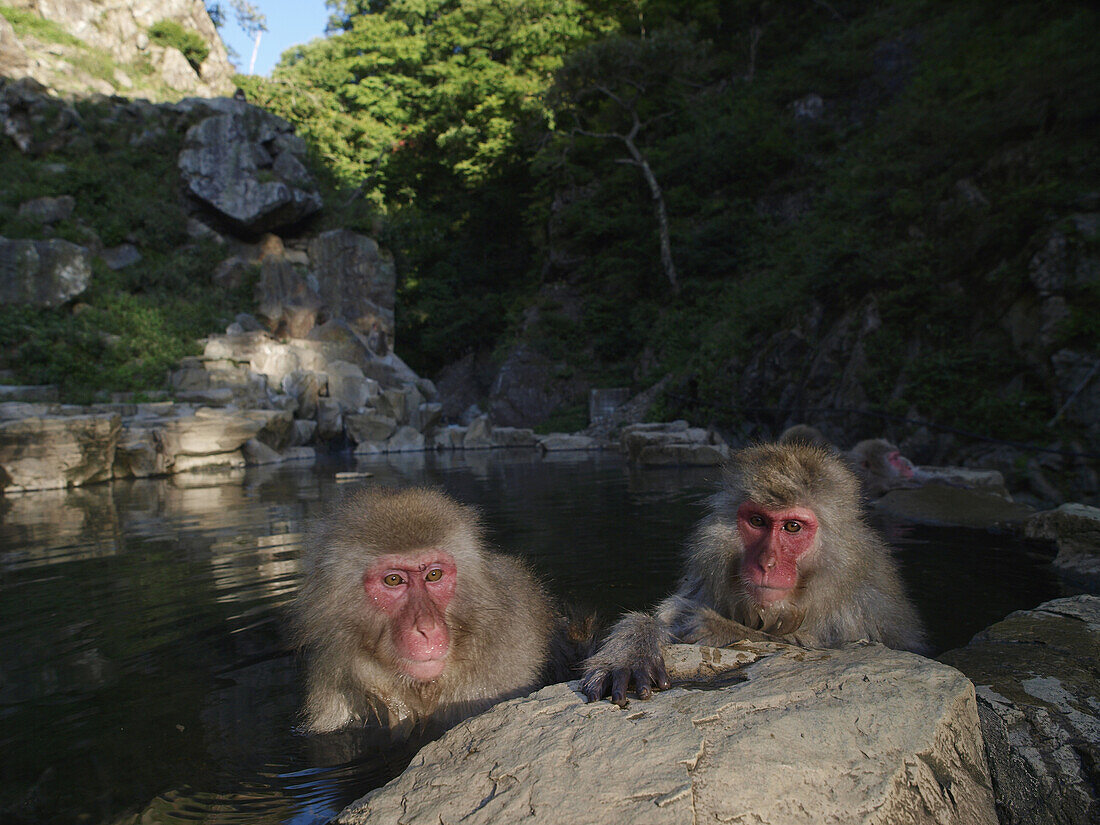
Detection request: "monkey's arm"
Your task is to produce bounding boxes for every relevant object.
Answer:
[579,610,672,707]
[675,605,775,646]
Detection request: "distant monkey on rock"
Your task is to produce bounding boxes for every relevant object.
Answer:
[582,441,927,706]
[294,486,593,734]
[779,425,922,498]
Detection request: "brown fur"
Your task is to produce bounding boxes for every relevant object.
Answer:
[582,442,927,704]
[293,486,591,734]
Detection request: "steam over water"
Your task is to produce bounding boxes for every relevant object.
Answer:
[0,451,1067,824]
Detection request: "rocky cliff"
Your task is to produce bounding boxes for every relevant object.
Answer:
[0,0,234,99]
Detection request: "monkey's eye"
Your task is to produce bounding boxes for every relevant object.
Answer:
[425,568,443,582]
[748,514,766,528]
[782,521,802,533]
[383,573,405,587]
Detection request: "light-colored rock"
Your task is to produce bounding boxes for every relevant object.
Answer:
[1025,504,1100,581]
[939,595,1100,825]
[173,450,245,473]
[255,255,321,338]
[327,361,380,412]
[282,370,325,420]
[0,14,28,75]
[241,437,282,465]
[315,398,343,441]
[307,229,396,348]
[344,411,398,444]
[386,425,426,452]
[432,426,466,450]
[353,440,387,456]
[100,243,142,270]
[113,422,163,478]
[490,426,538,448]
[157,407,270,457]
[875,485,1035,528]
[17,195,75,224]
[621,421,729,466]
[537,433,599,451]
[637,441,729,465]
[178,109,321,234]
[918,466,1011,499]
[0,413,120,491]
[463,415,493,449]
[0,236,92,307]
[338,643,996,825]
[280,446,316,462]
[289,418,317,446]
[1,0,235,98]
[411,401,443,434]
[0,385,59,402]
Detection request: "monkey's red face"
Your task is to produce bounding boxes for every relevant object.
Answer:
[736,503,819,605]
[886,450,915,479]
[363,551,457,681]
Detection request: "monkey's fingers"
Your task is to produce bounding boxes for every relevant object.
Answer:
[610,668,631,707]
[580,670,611,703]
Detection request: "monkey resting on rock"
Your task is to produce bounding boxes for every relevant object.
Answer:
[582,441,927,706]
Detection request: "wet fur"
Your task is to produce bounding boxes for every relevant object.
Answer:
[583,442,927,701]
[293,486,588,734]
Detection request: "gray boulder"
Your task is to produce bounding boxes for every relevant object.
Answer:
[1025,504,1100,582]
[939,596,1100,825]
[17,195,75,224]
[307,230,396,348]
[178,109,321,234]
[0,236,92,307]
[344,411,398,444]
[537,433,600,451]
[0,412,120,491]
[338,643,996,825]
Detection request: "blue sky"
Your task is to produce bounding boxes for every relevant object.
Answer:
[216,0,331,77]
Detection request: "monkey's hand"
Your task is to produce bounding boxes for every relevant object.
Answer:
[677,606,773,646]
[579,612,671,707]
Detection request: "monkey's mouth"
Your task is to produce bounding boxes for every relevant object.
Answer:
[400,656,447,682]
[745,583,794,606]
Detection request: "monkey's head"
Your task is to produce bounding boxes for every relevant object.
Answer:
[719,442,862,634]
[848,438,918,497]
[311,487,487,684]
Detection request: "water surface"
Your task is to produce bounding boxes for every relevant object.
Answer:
[0,451,1072,824]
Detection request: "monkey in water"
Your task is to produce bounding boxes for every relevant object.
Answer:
[582,441,927,706]
[779,425,923,498]
[293,486,593,733]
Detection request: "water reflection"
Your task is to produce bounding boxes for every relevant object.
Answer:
[0,451,1073,824]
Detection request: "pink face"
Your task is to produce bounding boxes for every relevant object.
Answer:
[363,551,457,681]
[886,450,916,479]
[736,503,819,606]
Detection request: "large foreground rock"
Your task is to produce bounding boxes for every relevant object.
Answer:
[337,643,996,825]
[939,595,1100,825]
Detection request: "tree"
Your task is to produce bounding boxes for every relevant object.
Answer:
[548,28,711,292]
[207,0,268,72]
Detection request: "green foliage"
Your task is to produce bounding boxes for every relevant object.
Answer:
[0,98,254,402]
[148,19,211,69]
[0,4,82,46]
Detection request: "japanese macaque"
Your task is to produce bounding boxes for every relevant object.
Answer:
[294,486,592,734]
[779,425,922,498]
[846,438,922,498]
[581,441,927,706]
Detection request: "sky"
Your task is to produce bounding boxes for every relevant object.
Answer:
[215,0,331,77]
